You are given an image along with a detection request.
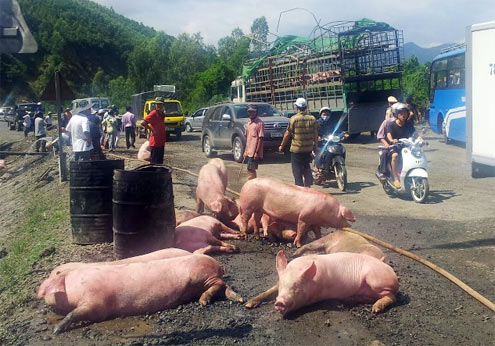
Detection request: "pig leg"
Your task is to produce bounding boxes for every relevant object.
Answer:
[261,215,271,238]
[252,210,263,239]
[245,284,279,309]
[196,196,205,214]
[293,235,327,257]
[219,232,243,240]
[218,221,241,235]
[372,293,397,313]
[199,283,225,306]
[294,220,310,248]
[225,284,244,303]
[53,304,94,334]
[193,241,239,254]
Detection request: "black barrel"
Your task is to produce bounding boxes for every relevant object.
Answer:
[113,165,176,259]
[70,159,125,244]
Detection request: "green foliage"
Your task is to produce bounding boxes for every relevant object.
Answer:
[402,56,431,110]
[109,76,135,109]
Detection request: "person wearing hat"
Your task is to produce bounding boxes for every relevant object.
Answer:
[141,96,166,164]
[279,97,318,187]
[385,96,398,120]
[65,103,94,161]
[60,108,72,132]
[34,112,47,152]
[45,112,53,130]
[244,104,264,180]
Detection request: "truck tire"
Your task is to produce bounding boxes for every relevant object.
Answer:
[232,136,244,163]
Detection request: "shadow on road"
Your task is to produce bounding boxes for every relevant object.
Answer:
[419,238,495,251]
[319,181,376,195]
[423,189,458,204]
[150,324,253,345]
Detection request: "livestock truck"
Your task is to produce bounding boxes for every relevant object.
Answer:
[231,19,404,136]
[466,21,495,177]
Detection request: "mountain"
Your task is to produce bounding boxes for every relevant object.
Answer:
[404,42,456,64]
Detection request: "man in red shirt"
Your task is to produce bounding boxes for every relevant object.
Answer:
[141,97,166,164]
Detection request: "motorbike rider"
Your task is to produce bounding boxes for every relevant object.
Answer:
[314,107,348,178]
[385,103,415,188]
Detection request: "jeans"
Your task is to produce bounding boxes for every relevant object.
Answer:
[150,146,164,164]
[125,127,136,148]
[291,152,313,187]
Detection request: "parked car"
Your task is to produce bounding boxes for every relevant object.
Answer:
[185,107,208,132]
[201,102,289,162]
[0,107,11,121]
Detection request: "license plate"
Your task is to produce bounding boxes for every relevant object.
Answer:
[270,132,283,138]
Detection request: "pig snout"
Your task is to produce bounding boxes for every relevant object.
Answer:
[274,298,289,314]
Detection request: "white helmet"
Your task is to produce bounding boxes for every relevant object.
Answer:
[319,107,331,115]
[392,102,409,117]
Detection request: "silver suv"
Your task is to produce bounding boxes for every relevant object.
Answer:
[201,102,289,162]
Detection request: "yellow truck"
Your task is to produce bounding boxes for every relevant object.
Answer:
[132,86,186,140]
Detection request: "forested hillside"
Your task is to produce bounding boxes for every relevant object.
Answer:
[0,0,254,112]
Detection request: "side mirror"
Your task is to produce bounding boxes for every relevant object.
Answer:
[222,114,231,121]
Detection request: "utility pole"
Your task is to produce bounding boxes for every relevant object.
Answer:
[55,71,68,182]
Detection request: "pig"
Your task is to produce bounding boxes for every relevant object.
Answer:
[293,231,386,261]
[0,159,7,171]
[196,158,238,222]
[38,254,243,334]
[175,215,241,254]
[175,209,201,226]
[239,177,355,247]
[42,248,192,282]
[273,251,398,315]
[137,140,151,161]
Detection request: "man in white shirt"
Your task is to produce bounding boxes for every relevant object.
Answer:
[66,103,94,161]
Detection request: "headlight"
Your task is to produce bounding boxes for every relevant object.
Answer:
[411,148,422,158]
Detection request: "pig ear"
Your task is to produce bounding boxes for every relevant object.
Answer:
[302,261,317,281]
[37,275,66,298]
[276,251,287,273]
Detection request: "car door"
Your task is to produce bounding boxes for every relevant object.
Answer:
[218,106,233,148]
[193,109,204,130]
[207,106,223,147]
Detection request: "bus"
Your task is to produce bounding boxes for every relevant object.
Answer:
[428,45,466,143]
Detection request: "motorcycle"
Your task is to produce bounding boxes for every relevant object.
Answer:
[375,133,429,203]
[312,132,348,191]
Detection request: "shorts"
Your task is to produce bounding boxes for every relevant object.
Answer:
[246,157,258,171]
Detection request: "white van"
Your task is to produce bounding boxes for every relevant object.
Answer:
[71,97,110,112]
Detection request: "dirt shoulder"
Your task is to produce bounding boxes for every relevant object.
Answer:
[0,125,494,346]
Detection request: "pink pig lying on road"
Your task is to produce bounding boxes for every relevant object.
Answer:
[175,215,241,254]
[293,231,386,261]
[239,177,355,247]
[137,140,151,162]
[196,158,238,222]
[38,254,243,334]
[42,248,192,281]
[175,209,201,226]
[232,212,299,243]
[274,251,398,315]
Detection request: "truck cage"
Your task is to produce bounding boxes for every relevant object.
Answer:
[241,19,404,116]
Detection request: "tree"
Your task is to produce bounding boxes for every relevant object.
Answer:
[109,76,135,110]
[250,16,269,54]
[218,28,250,75]
[402,56,430,111]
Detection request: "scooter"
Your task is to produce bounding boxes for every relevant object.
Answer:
[312,132,348,191]
[375,134,429,203]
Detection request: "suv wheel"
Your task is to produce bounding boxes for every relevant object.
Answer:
[185,123,192,132]
[203,135,215,158]
[232,136,244,163]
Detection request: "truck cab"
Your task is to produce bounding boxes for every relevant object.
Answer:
[141,99,186,140]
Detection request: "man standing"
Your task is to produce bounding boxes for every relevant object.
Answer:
[22,111,32,138]
[66,104,93,161]
[87,110,105,160]
[279,97,318,187]
[122,106,137,149]
[34,113,47,152]
[141,97,166,164]
[102,111,117,152]
[243,104,264,180]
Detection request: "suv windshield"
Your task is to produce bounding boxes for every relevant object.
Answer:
[234,104,281,118]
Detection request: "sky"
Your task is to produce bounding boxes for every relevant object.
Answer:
[92,0,495,48]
